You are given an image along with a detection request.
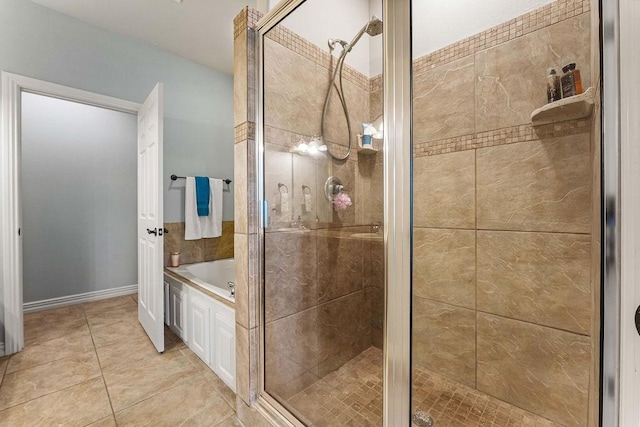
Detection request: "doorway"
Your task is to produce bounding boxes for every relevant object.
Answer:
[1,73,165,356]
[20,92,137,312]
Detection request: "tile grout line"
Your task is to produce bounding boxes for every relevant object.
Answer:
[83,306,118,424]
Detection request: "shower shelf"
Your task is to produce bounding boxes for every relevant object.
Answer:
[531,87,594,126]
[357,146,378,154]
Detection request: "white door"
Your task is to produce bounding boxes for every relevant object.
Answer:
[137,83,164,353]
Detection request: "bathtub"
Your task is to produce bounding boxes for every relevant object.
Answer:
[168,259,235,303]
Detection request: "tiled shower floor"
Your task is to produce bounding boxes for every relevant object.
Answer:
[287,347,562,427]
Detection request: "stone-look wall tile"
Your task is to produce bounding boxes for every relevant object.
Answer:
[264,39,324,137]
[317,292,370,376]
[293,154,319,224]
[413,298,476,388]
[265,308,318,373]
[478,231,591,334]
[234,30,248,127]
[179,238,204,265]
[413,228,476,309]
[234,234,249,329]
[265,149,293,226]
[356,154,383,226]
[164,222,234,266]
[366,286,384,349]
[203,222,235,261]
[322,65,369,147]
[414,56,475,142]
[477,313,590,427]
[476,134,591,233]
[329,159,357,226]
[475,14,591,132]
[264,231,317,322]
[234,140,248,234]
[235,325,259,405]
[317,236,363,303]
[370,89,382,123]
[364,239,384,289]
[414,150,475,229]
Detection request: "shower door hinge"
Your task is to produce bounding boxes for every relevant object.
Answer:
[635,305,640,337]
[18,228,20,236]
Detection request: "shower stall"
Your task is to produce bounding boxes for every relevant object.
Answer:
[240,0,612,425]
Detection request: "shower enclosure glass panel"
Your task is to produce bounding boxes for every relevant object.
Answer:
[261,1,384,425]
[410,1,599,426]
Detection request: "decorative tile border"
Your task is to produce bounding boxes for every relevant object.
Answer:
[265,23,370,91]
[370,75,382,93]
[235,121,256,143]
[414,0,590,74]
[414,119,591,157]
[234,7,263,40]
[265,125,357,162]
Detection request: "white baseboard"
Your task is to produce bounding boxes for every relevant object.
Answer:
[23,284,138,314]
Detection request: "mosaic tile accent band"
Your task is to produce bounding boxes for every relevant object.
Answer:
[265,23,371,91]
[234,122,256,144]
[414,119,591,157]
[234,8,263,40]
[414,0,590,73]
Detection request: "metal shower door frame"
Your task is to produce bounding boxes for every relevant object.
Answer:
[254,0,413,425]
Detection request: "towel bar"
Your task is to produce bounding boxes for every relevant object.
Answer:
[170,174,231,185]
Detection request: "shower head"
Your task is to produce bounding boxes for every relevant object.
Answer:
[341,15,384,54]
[365,16,383,37]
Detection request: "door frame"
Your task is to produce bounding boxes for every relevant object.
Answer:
[602,0,640,424]
[1,72,141,355]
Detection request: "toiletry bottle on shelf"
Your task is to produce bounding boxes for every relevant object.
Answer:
[547,68,561,103]
[561,63,583,98]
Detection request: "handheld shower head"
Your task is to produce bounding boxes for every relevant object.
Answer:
[365,16,383,36]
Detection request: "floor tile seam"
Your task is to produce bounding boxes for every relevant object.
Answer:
[0,359,8,389]
[2,347,100,380]
[109,370,213,418]
[213,414,243,426]
[100,343,193,378]
[90,329,117,422]
[178,349,237,408]
[0,375,103,414]
[5,334,96,375]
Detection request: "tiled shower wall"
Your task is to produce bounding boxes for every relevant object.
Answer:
[411,2,594,426]
[163,221,234,265]
[261,22,385,403]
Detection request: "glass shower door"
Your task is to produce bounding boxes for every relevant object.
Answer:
[410,1,598,426]
[260,1,384,425]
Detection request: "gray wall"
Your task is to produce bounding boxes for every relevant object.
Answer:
[21,93,138,303]
[0,0,235,346]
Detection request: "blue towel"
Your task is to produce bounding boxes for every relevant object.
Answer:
[195,176,210,217]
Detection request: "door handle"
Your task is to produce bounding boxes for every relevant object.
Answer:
[147,228,157,236]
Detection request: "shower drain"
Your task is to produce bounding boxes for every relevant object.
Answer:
[412,411,435,427]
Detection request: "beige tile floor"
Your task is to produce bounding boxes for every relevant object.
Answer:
[286,347,563,427]
[0,294,242,427]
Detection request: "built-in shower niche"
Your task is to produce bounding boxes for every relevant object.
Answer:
[261,2,385,424]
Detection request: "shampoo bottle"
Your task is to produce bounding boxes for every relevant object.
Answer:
[547,68,561,103]
[561,63,583,98]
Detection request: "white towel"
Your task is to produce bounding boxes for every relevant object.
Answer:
[185,177,223,240]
